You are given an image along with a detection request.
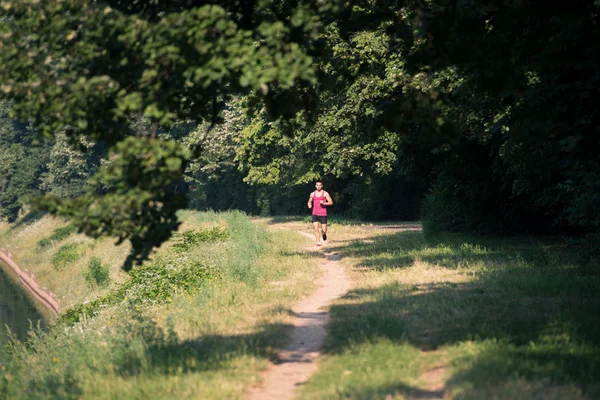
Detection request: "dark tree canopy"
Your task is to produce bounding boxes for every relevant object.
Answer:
[1,0,599,267]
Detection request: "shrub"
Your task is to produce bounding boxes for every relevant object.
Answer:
[172,227,230,253]
[38,224,77,248]
[84,257,110,288]
[51,243,85,270]
[60,259,218,325]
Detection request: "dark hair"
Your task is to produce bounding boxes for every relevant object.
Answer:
[315,180,323,184]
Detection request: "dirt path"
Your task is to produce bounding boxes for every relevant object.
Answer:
[247,231,351,400]
[0,249,59,316]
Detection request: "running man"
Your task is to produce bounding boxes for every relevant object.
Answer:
[307,181,333,246]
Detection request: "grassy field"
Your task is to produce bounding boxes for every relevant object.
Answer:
[2,214,599,399]
[0,211,321,399]
[272,222,600,400]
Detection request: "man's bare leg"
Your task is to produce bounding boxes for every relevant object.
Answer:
[321,223,327,241]
[313,221,321,244]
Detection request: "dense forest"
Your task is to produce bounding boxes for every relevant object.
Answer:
[1,0,599,266]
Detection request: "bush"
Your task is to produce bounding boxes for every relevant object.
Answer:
[84,257,110,288]
[61,259,218,325]
[420,161,521,236]
[38,224,76,248]
[51,243,85,270]
[172,227,230,253]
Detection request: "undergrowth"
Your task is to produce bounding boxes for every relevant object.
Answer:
[172,227,230,253]
[84,257,110,289]
[51,243,86,270]
[37,224,77,248]
[0,210,316,400]
[61,258,218,325]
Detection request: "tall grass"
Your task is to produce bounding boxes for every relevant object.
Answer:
[172,227,230,253]
[0,210,319,399]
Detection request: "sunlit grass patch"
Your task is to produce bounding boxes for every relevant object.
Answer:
[0,215,131,310]
[172,227,230,253]
[267,215,307,224]
[445,336,599,399]
[327,216,420,227]
[59,257,220,326]
[1,211,320,399]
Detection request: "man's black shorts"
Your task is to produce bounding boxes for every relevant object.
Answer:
[312,215,328,224]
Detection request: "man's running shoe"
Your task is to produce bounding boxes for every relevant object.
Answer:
[322,231,327,241]
[316,241,322,246]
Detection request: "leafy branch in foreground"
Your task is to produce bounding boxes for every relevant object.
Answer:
[0,0,320,267]
[31,137,189,270]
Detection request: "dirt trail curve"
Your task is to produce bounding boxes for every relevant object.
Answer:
[0,249,59,316]
[247,231,351,400]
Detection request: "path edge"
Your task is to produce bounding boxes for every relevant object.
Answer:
[0,249,59,317]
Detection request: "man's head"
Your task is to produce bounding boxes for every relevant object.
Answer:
[315,181,323,190]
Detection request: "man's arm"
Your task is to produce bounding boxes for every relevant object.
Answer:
[324,192,333,206]
[307,193,313,209]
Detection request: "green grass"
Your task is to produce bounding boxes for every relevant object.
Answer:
[51,242,86,270]
[0,216,133,310]
[37,224,77,248]
[0,211,320,399]
[172,227,230,253]
[83,257,110,289]
[323,216,419,227]
[7,213,596,399]
[295,229,600,399]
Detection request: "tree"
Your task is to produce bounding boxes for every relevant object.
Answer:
[0,99,49,221]
[0,0,323,268]
[2,0,599,262]
[236,0,600,235]
[39,132,104,199]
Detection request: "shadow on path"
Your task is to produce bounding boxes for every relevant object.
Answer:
[318,230,600,398]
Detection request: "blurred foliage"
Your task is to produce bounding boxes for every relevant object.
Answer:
[0,0,318,144]
[31,137,190,270]
[39,132,104,200]
[0,0,322,267]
